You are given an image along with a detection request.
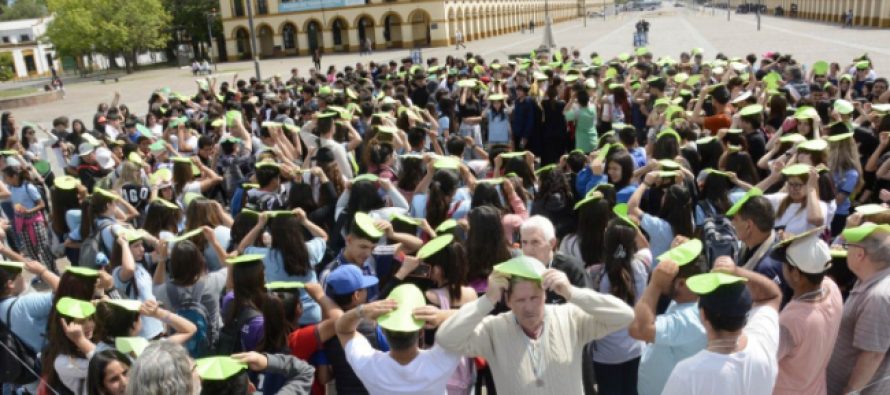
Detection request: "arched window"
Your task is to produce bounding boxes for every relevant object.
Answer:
[283,24,296,50]
[332,20,344,46]
[235,29,249,53]
[257,0,268,15]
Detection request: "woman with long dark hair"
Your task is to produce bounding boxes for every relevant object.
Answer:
[560,192,613,267]
[464,205,514,293]
[411,162,475,230]
[695,169,734,226]
[531,167,575,240]
[236,209,328,325]
[588,218,649,395]
[86,350,130,395]
[51,177,87,266]
[538,85,568,165]
[628,172,694,261]
[3,164,55,270]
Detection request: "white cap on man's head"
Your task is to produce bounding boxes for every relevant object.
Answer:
[784,227,832,274]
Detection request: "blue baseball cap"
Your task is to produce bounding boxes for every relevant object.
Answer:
[326,265,378,296]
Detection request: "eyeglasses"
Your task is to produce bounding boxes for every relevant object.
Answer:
[787,182,805,189]
[842,242,862,250]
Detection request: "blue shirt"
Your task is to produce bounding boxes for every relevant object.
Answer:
[245,237,327,325]
[112,264,165,339]
[0,293,53,351]
[637,301,707,395]
[320,249,396,302]
[630,147,647,169]
[410,187,472,220]
[9,183,41,209]
[65,209,82,241]
[642,213,674,267]
[833,168,859,215]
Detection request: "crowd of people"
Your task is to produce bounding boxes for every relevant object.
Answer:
[0,43,888,395]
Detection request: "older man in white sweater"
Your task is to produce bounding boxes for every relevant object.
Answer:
[436,256,635,394]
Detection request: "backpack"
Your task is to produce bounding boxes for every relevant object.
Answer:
[698,201,740,268]
[167,280,213,358]
[0,298,41,384]
[78,219,114,269]
[221,156,245,201]
[215,306,261,356]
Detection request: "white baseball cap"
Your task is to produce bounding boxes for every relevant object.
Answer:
[78,142,95,157]
[95,147,115,170]
[778,227,832,274]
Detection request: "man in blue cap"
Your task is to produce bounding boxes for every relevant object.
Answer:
[322,264,390,395]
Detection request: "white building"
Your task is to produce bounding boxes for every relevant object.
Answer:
[0,17,56,78]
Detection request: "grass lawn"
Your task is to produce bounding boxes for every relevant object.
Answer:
[0,86,40,98]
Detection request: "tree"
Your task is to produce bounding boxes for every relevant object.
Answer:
[44,0,171,73]
[162,0,222,60]
[0,0,48,21]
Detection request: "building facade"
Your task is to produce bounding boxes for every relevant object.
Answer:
[219,0,613,61]
[0,17,56,79]
[760,0,890,27]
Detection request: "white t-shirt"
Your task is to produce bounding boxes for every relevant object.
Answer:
[661,306,780,395]
[345,335,460,395]
[766,193,828,235]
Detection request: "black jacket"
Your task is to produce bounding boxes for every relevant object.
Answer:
[546,253,590,304]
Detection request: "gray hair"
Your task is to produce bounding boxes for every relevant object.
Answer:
[520,215,556,242]
[126,341,196,395]
[862,233,890,269]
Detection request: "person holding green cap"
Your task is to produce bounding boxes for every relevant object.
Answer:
[436,256,634,394]
[826,134,863,236]
[756,163,828,235]
[564,88,598,154]
[692,84,731,136]
[765,228,843,395]
[628,239,708,395]
[826,222,890,394]
[335,284,461,395]
[726,192,789,296]
[661,256,783,395]
[47,296,100,394]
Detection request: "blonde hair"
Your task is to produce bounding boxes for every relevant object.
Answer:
[828,138,864,195]
[114,161,143,189]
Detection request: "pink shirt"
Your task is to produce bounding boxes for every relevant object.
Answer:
[774,278,843,395]
[501,192,528,241]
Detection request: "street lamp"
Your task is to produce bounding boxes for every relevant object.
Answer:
[540,0,555,49]
[245,0,261,80]
[206,9,219,72]
[727,0,731,21]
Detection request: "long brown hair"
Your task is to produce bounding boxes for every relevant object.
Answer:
[777,175,808,219]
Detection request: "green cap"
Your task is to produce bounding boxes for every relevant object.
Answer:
[534,164,556,175]
[855,204,890,216]
[417,235,453,260]
[183,192,204,207]
[265,210,294,218]
[696,136,716,145]
[149,140,166,153]
[493,255,545,280]
[612,203,637,229]
[870,103,890,115]
[657,239,703,266]
[377,284,426,332]
[170,228,203,243]
[256,160,280,170]
[33,160,50,175]
[658,159,681,171]
[56,297,96,319]
[686,273,748,295]
[499,151,527,159]
[827,132,853,142]
[266,281,305,291]
[195,356,247,381]
[574,191,603,210]
[781,163,812,177]
[726,187,763,217]
[115,336,149,356]
[434,157,461,170]
[456,79,478,88]
[738,104,763,117]
[704,168,731,178]
[855,60,870,70]
[354,212,384,239]
[658,170,679,178]
[798,139,828,152]
[0,261,23,271]
[105,299,142,312]
[779,134,806,144]
[66,266,99,278]
[153,198,179,210]
[119,228,147,243]
[812,60,829,75]
[353,174,380,183]
[477,177,505,185]
[54,176,81,190]
[793,106,819,120]
[226,254,265,266]
[656,129,681,143]
[127,152,144,166]
[168,117,188,128]
[830,249,847,259]
[435,219,458,234]
[488,93,506,101]
[94,187,117,200]
[834,99,855,115]
[390,212,421,225]
[842,222,890,243]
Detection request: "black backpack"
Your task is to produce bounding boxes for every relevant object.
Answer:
[215,306,262,356]
[699,201,741,268]
[0,298,41,384]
